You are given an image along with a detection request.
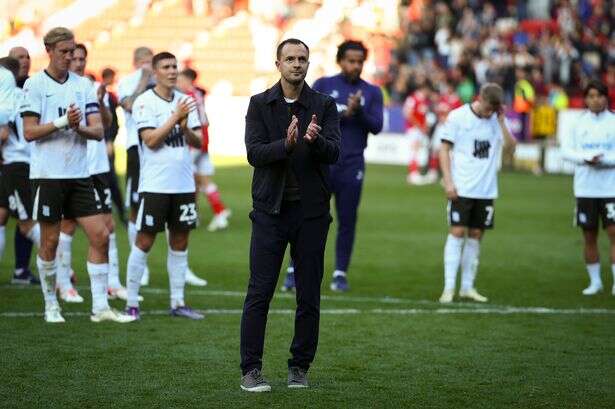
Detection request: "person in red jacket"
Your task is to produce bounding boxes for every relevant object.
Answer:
[177,68,231,232]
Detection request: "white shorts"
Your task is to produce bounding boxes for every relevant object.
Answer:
[192,151,215,176]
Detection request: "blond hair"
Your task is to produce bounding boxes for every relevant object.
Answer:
[43,27,74,48]
[479,83,504,108]
[133,47,153,64]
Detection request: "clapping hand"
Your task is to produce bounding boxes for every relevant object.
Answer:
[286,115,298,151]
[345,90,362,116]
[585,154,603,166]
[176,96,197,125]
[304,114,321,143]
[67,103,82,129]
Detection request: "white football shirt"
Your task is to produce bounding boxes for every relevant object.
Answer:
[133,89,200,193]
[118,68,153,149]
[20,70,99,179]
[0,67,16,125]
[4,87,31,164]
[440,104,505,199]
[87,80,110,175]
[562,109,615,198]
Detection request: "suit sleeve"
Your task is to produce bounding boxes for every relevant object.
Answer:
[245,96,287,167]
[355,86,384,134]
[309,97,340,164]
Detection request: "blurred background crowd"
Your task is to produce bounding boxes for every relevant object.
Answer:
[1,0,614,147]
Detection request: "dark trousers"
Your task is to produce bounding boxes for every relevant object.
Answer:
[330,158,365,272]
[240,201,331,374]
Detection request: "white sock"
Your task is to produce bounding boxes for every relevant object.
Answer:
[126,245,148,307]
[612,265,615,286]
[37,256,58,307]
[333,270,346,278]
[586,263,602,286]
[0,225,5,261]
[168,248,187,309]
[56,232,73,292]
[128,222,137,246]
[107,232,121,288]
[87,262,110,314]
[26,224,41,248]
[444,234,464,291]
[460,238,480,291]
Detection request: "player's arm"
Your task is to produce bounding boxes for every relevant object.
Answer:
[182,123,202,149]
[97,85,112,129]
[438,114,457,199]
[439,141,457,200]
[75,109,104,141]
[140,98,195,149]
[22,105,82,142]
[560,121,597,165]
[245,96,289,167]
[307,97,341,164]
[120,70,152,113]
[355,87,384,134]
[181,105,202,149]
[497,108,516,149]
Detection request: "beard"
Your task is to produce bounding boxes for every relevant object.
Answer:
[283,71,306,85]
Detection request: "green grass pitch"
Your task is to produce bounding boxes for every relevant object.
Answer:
[1,164,614,408]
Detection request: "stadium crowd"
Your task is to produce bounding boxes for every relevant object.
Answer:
[383,0,615,137]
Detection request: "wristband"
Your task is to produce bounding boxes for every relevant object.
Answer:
[53,115,69,129]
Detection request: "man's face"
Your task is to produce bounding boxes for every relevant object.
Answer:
[9,47,30,78]
[339,49,365,82]
[477,96,499,118]
[585,89,607,114]
[176,74,192,93]
[276,43,309,85]
[48,39,75,74]
[154,58,178,88]
[137,54,153,71]
[70,48,87,76]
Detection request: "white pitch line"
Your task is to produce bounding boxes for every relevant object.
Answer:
[1,307,614,318]
[0,285,499,308]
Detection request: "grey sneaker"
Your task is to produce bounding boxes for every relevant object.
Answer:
[287,366,308,388]
[240,368,271,392]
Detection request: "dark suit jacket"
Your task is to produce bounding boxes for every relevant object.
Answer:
[245,81,340,217]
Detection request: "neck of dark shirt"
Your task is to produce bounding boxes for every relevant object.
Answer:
[281,78,304,101]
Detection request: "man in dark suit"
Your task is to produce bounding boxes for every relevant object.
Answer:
[240,38,340,392]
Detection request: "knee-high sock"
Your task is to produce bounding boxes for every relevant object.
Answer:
[26,224,40,248]
[107,232,121,288]
[37,256,58,307]
[586,263,602,286]
[460,238,480,291]
[0,225,5,261]
[87,262,110,314]
[168,249,188,308]
[205,183,226,215]
[128,222,137,247]
[56,232,73,292]
[126,245,147,308]
[444,234,464,291]
[14,228,33,274]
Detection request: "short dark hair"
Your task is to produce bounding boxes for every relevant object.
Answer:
[0,56,19,80]
[336,40,368,63]
[583,79,608,98]
[101,67,115,79]
[75,43,87,57]
[152,51,176,68]
[276,38,309,60]
[179,68,198,81]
